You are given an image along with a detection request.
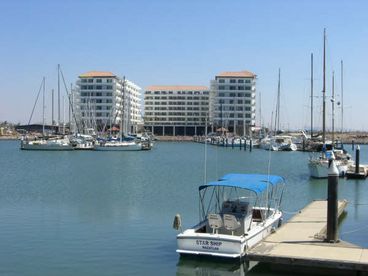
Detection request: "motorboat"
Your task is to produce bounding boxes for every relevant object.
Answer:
[95,139,142,151]
[70,134,95,150]
[176,174,284,258]
[259,135,297,151]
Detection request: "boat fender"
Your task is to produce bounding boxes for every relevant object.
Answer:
[173,214,182,232]
[277,218,283,228]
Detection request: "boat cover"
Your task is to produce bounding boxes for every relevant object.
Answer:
[199,174,284,195]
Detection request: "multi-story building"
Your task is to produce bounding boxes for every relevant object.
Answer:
[74,71,142,133]
[144,85,210,136]
[210,71,256,135]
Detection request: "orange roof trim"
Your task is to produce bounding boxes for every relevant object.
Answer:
[79,71,116,78]
[146,85,209,91]
[216,70,256,78]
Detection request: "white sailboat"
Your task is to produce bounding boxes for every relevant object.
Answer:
[21,77,73,151]
[95,77,142,151]
[308,30,352,178]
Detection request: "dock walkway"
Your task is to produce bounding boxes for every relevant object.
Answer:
[247,200,368,272]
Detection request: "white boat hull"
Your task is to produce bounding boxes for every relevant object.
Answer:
[177,211,282,258]
[21,140,74,151]
[308,160,349,178]
[95,142,142,151]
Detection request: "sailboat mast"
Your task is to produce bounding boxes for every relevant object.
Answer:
[51,88,54,127]
[332,71,335,144]
[275,68,281,133]
[121,76,126,141]
[322,29,326,144]
[42,77,45,136]
[311,53,314,137]
[58,64,61,131]
[341,60,344,133]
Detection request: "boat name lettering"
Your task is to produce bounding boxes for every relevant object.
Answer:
[196,240,222,250]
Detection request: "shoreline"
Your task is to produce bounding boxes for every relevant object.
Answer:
[2,133,368,145]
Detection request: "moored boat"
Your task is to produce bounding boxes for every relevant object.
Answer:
[175,174,284,258]
[21,136,74,151]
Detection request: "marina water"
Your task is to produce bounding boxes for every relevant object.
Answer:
[1,140,368,275]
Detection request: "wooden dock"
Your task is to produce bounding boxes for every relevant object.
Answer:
[247,200,368,273]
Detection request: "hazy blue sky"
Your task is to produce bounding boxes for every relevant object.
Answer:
[1,0,367,130]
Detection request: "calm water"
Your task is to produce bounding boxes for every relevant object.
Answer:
[0,140,368,275]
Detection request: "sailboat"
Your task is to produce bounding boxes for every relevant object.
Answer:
[21,77,73,151]
[308,30,353,178]
[259,69,297,151]
[95,77,142,151]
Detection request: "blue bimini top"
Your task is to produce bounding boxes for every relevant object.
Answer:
[198,174,284,195]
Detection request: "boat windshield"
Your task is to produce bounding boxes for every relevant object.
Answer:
[198,174,285,222]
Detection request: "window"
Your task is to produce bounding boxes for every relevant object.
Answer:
[81,85,87,89]
[88,79,93,83]
[88,85,93,89]
[96,79,102,83]
[96,86,102,90]
[245,80,251,83]
[238,86,244,90]
[238,100,243,104]
[219,86,225,90]
[230,79,236,83]
[238,79,244,83]
[229,86,236,90]
[219,79,225,83]
[81,79,87,83]
[245,86,251,90]
[107,79,112,83]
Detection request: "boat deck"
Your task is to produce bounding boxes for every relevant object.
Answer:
[246,200,368,272]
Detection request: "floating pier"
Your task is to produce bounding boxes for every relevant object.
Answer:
[246,200,368,273]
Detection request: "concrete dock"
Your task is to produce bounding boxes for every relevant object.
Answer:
[247,200,368,273]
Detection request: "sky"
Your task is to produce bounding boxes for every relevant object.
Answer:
[0,0,367,130]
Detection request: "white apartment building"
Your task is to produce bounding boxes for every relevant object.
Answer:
[74,71,142,133]
[210,71,256,135]
[144,85,210,136]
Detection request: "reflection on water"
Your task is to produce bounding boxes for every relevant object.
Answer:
[176,256,293,276]
[176,256,250,276]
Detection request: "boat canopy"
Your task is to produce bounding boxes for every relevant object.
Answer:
[199,174,284,195]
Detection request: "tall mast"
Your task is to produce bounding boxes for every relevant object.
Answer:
[275,68,281,133]
[332,71,335,144]
[58,64,61,131]
[310,53,314,137]
[341,60,344,133]
[322,29,326,144]
[69,83,72,132]
[121,76,126,141]
[42,77,45,136]
[51,89,54,126]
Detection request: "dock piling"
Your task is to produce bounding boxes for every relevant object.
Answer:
[355,145,360,174]
[249,139,253,152]
[326,160,339,243]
